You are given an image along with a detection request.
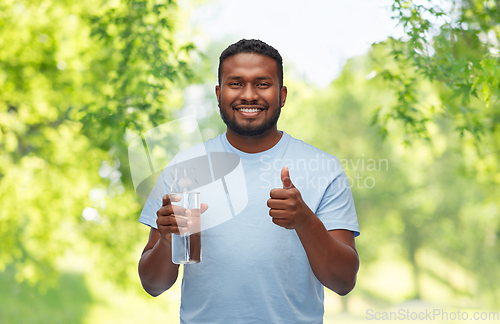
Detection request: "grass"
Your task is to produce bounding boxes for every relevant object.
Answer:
[1,252,498,324]
[0,267,92,324]
[0,263,181,324]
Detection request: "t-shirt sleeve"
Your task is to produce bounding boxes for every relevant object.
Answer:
[138,143,208,229]
[315,158,360,237]
[138,171,169,229]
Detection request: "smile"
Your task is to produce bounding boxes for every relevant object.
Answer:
[236,108,263,112]
[234,106,265,118]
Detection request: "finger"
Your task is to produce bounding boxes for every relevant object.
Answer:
[158,224,188,235]
[267,198,287,209]
[170,193,182,203]
[162,194,171,207]
[157,204,174,217]
[174,215,190,228]
[157,215,189,227]
[156,216,189,235]
[174,213,191,235]
[200,203,209,214]
[171,205,188,216]
[270,188,289,199]
[271,218,292,229]
[269,209,288,218]
[158,204,188,217]
[163,193,182,207]
[281,166,295,189]
[186,208,201,234]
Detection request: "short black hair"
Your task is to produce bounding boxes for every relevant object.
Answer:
[218,39,284,88]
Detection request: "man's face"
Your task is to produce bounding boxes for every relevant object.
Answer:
[216,53,287,137]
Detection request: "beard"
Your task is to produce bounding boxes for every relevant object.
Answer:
[218,95,281,137]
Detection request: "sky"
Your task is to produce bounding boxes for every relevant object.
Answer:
[189,0,403,87]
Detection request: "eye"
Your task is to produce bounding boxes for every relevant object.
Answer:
[257,82,270,88]
[229,82,241,87]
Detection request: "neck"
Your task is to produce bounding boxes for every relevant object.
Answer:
[226,128,283,153]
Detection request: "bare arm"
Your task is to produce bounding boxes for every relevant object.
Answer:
[138,228,179,297]
[268,167,359,295]
[296,220,358,295]
[138,194,208,296]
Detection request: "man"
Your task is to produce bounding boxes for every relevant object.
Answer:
[138,39,360,323]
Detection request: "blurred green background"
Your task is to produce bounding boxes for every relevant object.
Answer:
[1,0,499,323]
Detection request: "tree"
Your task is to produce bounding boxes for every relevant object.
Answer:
[368,2,500,306]
[374,0,500,143]
[0,0,199,286]
[279,46,499,307]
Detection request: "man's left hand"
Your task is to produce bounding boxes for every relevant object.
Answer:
[267,166,315,230]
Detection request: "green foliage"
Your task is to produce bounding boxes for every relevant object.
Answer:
[372,6,500,288]
[0,0,198,286]
[375,0,500,144]
[1,0,499,317]
[83,0,199,146]
[0,267,92,324]
[280,48,500,306]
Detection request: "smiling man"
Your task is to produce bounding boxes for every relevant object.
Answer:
[138,39,360,323]
[216,49,286,144]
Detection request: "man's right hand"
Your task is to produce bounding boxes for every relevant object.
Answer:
[140,195,207,296]
[156,194,208,247]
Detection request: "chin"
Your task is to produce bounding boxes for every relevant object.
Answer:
[220,108,281,137]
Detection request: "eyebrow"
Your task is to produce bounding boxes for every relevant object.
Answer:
[227,76,272,80]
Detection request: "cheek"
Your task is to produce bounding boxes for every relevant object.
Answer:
[261,91,280,103]
[220,90,239,104]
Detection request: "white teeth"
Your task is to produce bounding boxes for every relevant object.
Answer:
[238,108,261,112]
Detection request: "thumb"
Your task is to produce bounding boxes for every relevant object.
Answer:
[281,166,295,189]
[200,203,209,214]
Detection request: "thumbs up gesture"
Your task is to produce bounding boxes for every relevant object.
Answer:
[267,166,315,230]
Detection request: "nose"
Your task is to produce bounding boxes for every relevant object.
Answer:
[240,84,259,102]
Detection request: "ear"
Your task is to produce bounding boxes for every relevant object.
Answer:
[280,86,287,107]
[215,85,221,107]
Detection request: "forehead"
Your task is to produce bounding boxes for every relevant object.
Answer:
[220,53,278,80]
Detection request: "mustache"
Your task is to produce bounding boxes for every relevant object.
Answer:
[232,101,268,110]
